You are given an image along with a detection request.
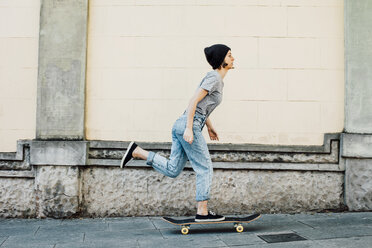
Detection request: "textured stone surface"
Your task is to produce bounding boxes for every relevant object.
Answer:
[89,140,339,163]
[211,170,344,214]
[345,159,372,210]
[31,141,88,166]
[0,178,36,217]
[0,146,31,170]
[35,166,79,218]
[81,167,196,217]
[81,167,344,217]
[342,133,372,158]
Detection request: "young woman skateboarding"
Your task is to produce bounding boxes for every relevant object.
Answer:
[120,44,234,222]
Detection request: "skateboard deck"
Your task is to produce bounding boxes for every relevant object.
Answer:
[163,213,261,235]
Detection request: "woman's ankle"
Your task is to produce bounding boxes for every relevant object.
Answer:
[197,210,208,216]
[132,146,140,158]
[196,200,208,215]
[133,146,149,160]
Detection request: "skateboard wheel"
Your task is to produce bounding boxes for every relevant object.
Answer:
[236,224,244,233]
[181,227,189,235]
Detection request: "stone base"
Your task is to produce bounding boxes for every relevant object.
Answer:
[0,178,36,218]
[35,166,80,218]
[81,167,344,217]
[0,136,348,218]
[0,166,345,218]
[345,159,372,211]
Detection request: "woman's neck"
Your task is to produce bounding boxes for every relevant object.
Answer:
[215,69,227,80]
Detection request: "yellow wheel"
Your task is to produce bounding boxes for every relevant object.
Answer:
[236,224,244,233]
[181,226,189,235]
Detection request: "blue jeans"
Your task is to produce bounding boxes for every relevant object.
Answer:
[146,112,213,201]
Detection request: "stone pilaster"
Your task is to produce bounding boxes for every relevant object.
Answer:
[36,0,88,140]
[342,0,372,210]
[33,0,89,217]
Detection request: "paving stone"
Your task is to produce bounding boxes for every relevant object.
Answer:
[108,218,155,231]
[138,236,227,248]
[84,229,163,243]
[104,217,150,223]
[314,236,372,248]
[55,240,138,248]
[0,226,38,237]
[243,220,311,233]
[1,212,371,248]
[0,218,63,227]
[37,222,108,235]
[235,239,320,248]
[1,241,54,248]
[295,225,372,240]
[60,218,107,225]
[216,232,266,246]
[0,236,8,246]
[3,232,84,245]
[159,227,222,239]
[149,217,175,229]
[298,214,372,228]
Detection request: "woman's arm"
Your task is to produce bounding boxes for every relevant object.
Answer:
[206,117,219,141]
[205,117,213,131]
[183,88,208,144]
[185,88,208,129]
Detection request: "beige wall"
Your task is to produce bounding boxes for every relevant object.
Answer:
[0,0,39,152]
[86,0,344,145]
[0,0,344,151]
[86,0,344,146]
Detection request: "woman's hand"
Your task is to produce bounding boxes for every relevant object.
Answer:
[183,127,194,144]
[208,127,219,141]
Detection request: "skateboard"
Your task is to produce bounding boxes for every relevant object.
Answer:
[162,213,261,235]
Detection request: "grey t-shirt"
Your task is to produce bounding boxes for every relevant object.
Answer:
[184,70,224,118]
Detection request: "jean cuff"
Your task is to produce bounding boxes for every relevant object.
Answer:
[196,196,210,202]
[146,151,156,166]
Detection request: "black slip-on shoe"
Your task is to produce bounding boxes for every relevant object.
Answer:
[195,211,225,222]
[120,141,138,168]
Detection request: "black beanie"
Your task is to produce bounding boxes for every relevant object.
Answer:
[204,44,231,69]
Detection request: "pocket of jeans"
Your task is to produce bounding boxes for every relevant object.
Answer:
[172,118,183,133]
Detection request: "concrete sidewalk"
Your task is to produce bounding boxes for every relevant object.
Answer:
[0,212,371,248]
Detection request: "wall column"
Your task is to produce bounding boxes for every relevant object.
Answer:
[32,0,89,217]
[36,0,88,140]
[342,0,372,210]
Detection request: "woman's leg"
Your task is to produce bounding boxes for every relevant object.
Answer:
[174,124,213,213]
[133,126,188,178]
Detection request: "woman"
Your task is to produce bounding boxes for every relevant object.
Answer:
[120,44,234,222]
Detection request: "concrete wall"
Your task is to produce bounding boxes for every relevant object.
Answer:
[0,0,40,151]
[0,135,346,218]
[86,0,345,146]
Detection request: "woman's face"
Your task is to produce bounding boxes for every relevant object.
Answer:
[224,50,235,69]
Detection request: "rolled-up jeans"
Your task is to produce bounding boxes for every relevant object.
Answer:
[146,112,213,202]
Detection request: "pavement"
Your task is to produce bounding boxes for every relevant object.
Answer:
[0,212,371,248]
